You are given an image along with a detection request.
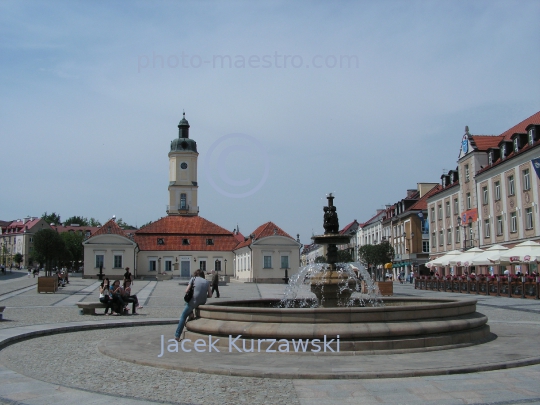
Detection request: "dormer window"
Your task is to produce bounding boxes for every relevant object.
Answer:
[206,238,214,245]
[501,144,506,159]
[157,238,165,245]
[488,152,493,165]
[182,239,190,245]
[442,177,446,187]
[529,129,534,145]
[514,138,519,153]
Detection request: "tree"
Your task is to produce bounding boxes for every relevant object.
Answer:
[60,231,85,269]
[116,218,137,230]
[33,229,65,276]
[337,249,353,263]
[64,216,89,226]
[140,220,153,229]
[357,245,377,273]
[88,217,102,227]
[314,256,326,263]
[42,212,62,225]
[13,253,23,267]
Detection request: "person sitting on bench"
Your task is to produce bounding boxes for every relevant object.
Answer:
[122,280,143,314]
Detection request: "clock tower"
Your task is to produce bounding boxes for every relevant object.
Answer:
[167,112,199,216]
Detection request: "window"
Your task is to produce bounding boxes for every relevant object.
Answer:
[466,193,471,209]
[206,239,214,245]
[431,232,436,248]
[497,216,503,235]
[215,260,222,271]
[523,169,531,191]
[514,138,519,153]
[430,208,435,222]
[29,237,33,243]
[511,212,517,233]
[482,187,488,205]
[526,208,534,229]
[182,238,190,245]
[263,256,272,268]
[199,261,206,271]
[468,224,473,247]
[157,238,164,245]
[421,219,428,234]
[280,256,289,269]
[454,198,458,214]
[465,164,470,182]
[95,254,104,268]
[180,193,187,209]
[501,144,506,159]
[439,230,443,246]
[529,129,534,145]
[508,175,515,196]
[438,205,442,220]
[488,152,493,165]
[484,219,490,238]
[422,241,429,253]
[149,259,156,271]
[495,181,501,200]
[113,254,123,268]
[164,260,172,271]
[455,227,460,243]
[445,201,450,217]
[447,229,452,245]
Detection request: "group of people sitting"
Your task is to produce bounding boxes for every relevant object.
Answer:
[99,277,143,316]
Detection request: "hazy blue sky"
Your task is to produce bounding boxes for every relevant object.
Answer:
[1,1,539,244]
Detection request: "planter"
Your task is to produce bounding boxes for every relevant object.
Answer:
[510,281,523,298]
[375,281,393,296]
[37,276,58,293]
[523,282,537,299]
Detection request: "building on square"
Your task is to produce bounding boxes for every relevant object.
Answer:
[427,111,540,275]
[83,113,299,281]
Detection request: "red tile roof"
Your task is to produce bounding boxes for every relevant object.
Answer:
[470,135,504,151]
[340,220,359,235]
[500,111,540,141]
[234,222,294,250]
[134,216,238,251]
[135,216,233,235]
[409,184,442,210]
[88,219,129,238]
[5,218,46,234]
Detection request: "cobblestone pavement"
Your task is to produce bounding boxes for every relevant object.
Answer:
[0,277,540,404]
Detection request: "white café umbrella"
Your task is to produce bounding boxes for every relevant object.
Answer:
[469,244,509,265]
[428,250,462,267]
[499,241,540,263]
[448,247,485,267]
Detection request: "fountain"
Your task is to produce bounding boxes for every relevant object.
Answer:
[183,195,490,352]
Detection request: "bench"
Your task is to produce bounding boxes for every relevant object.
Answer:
[76,302,107,315]
[0,306,5,320]
[76,302,131,315]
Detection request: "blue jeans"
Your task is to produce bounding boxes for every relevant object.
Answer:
[175,301,196,339]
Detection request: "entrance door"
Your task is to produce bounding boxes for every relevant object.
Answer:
[181,261,190,277]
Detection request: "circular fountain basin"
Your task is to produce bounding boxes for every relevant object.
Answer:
[185,297,490,352]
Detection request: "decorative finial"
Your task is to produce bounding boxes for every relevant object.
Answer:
[465,126,469,134]
[183,109,185,117]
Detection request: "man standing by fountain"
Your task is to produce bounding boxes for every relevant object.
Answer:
[211,270,220,298]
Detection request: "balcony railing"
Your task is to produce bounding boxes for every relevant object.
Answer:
[166,205,199,213]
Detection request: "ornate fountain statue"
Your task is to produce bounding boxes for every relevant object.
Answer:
[309,194,358,306]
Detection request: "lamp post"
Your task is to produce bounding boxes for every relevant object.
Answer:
[283,266,289,284]
[224,259,227,276]
[215,259,219,272]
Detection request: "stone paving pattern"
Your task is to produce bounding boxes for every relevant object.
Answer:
[0,269,539,404]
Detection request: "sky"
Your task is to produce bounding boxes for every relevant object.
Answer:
[1,1,539,244]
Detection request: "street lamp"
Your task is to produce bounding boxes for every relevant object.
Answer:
[215,259,219,272]
[283,266,289,284]
[224,259,227,276]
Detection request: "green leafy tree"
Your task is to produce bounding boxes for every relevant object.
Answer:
[64,216,89,226]
[116,218,137,230]
[33,229,65,276]
[60,232,85,269]
[88,217,102,227]
[42,212,62,225]
[357,245,377,270]
[140,220,153,229]
[337,249,353,263]
[314,255,326,263]
[13,253,23,267]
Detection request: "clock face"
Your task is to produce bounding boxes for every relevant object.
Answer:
[180,162,188,170]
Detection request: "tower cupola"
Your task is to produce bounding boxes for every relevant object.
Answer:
[171,112,197,153]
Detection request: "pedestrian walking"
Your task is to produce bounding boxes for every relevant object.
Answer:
[211,270,220,298]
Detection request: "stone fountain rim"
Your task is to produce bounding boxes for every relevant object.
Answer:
[199,297,478,314]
